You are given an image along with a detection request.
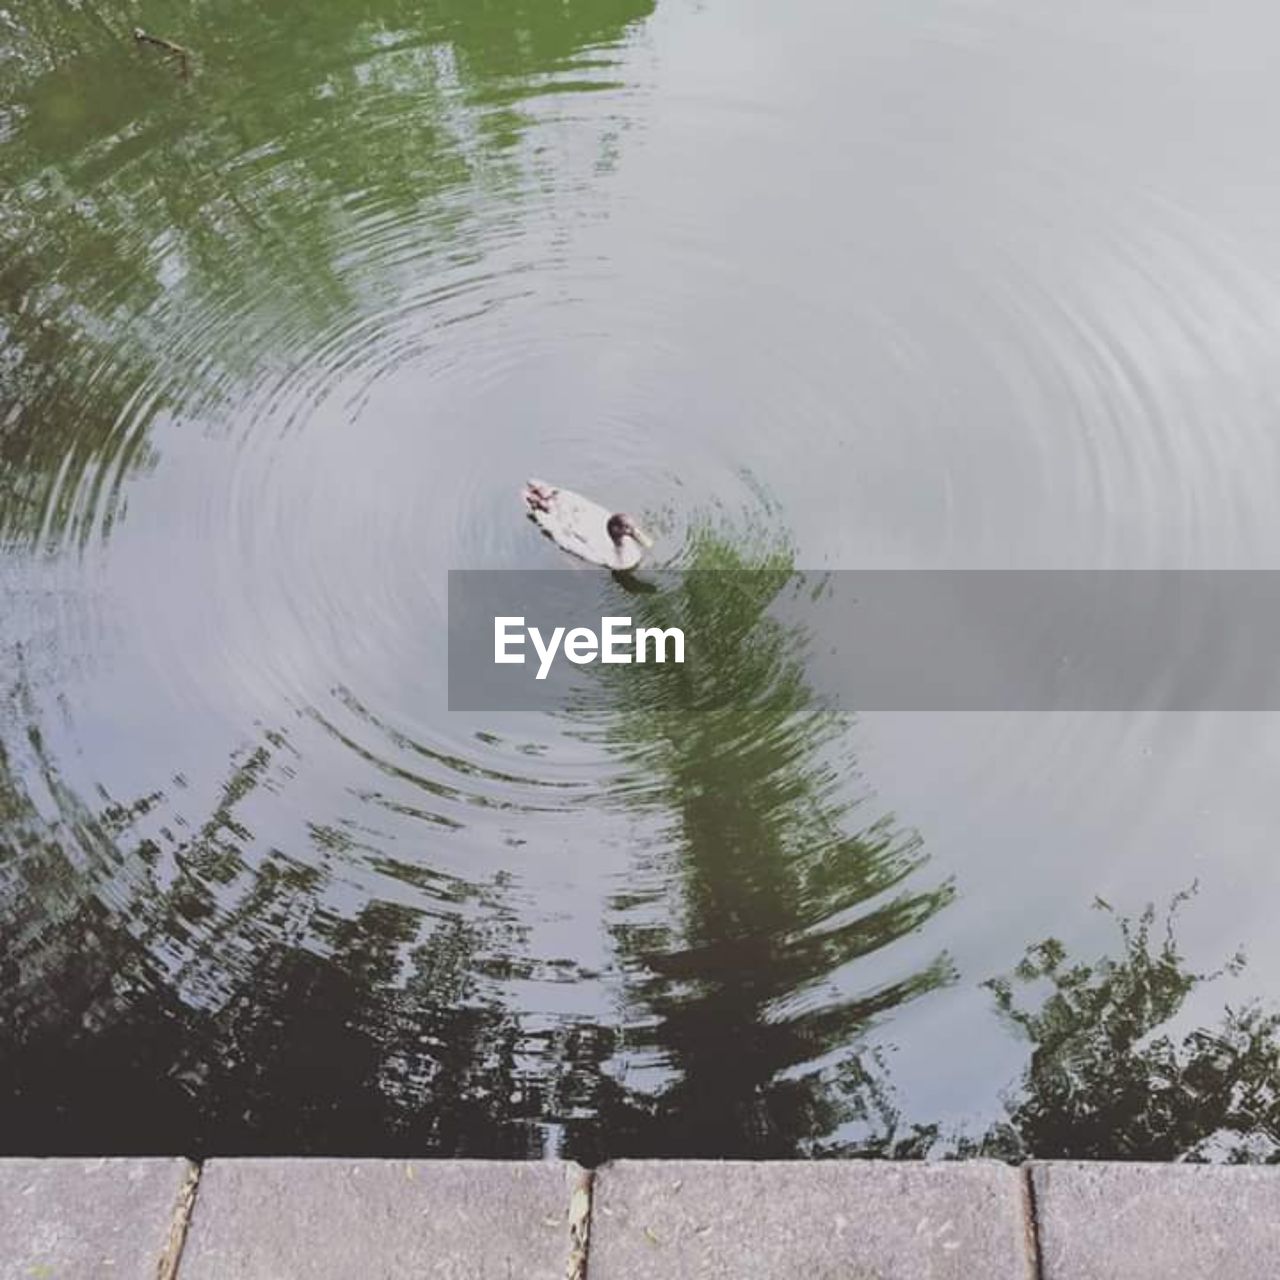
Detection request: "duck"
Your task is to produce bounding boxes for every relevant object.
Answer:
[523,479,653,570]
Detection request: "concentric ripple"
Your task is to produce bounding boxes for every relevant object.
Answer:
[5,0,1280,1158]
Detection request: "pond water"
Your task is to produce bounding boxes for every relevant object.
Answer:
[4,0,1280,1159]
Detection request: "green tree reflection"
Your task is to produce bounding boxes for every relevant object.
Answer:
[974,889,1280,1163]
[0,0,653,544]
[563,525,957,1160]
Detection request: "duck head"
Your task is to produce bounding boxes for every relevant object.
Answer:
[607,513,653,550]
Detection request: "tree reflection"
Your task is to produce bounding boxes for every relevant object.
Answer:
[0,518,960,1158]
[7,667,1280,1159]
[973,888,1280,1163]
[0,0,654,544]
[563,525,957,1160]
[0,706,547,1155]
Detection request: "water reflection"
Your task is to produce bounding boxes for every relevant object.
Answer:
[6,0,1280,1164]
[10,673,1280,1161]
[1,0,654,547]
[973,889,1280,1164]
[2,0,659,1155]
[0,520,957,1156]
[0,695,547,1155]
[563,526,955,1159]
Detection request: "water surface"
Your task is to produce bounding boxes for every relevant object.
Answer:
[4,0,1280,1158]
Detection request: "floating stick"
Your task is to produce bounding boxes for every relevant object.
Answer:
[133,27,192,79]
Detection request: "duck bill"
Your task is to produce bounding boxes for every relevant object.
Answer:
[632,527,654,549]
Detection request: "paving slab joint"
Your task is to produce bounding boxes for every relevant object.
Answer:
[157,1158,201,1280]
[1020,1162,1045,1280]
[567,1164,594,1280]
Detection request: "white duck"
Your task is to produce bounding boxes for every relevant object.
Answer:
[523,479,653,570]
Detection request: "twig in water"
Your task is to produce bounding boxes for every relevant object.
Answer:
[133,27,192,79]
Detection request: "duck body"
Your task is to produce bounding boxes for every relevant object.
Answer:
[523,479,652,571]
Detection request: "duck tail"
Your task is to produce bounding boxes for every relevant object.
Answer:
[523,479,554,510]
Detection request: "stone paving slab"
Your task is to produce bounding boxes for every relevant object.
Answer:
[1031,1161,1280,1280]
[0,1157,192,1280]
[2,1156,1277,1278]
[589,1159,1034,1279]
[177,1158,580,1280]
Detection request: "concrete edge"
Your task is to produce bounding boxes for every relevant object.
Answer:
[3,1158,1276,1278]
